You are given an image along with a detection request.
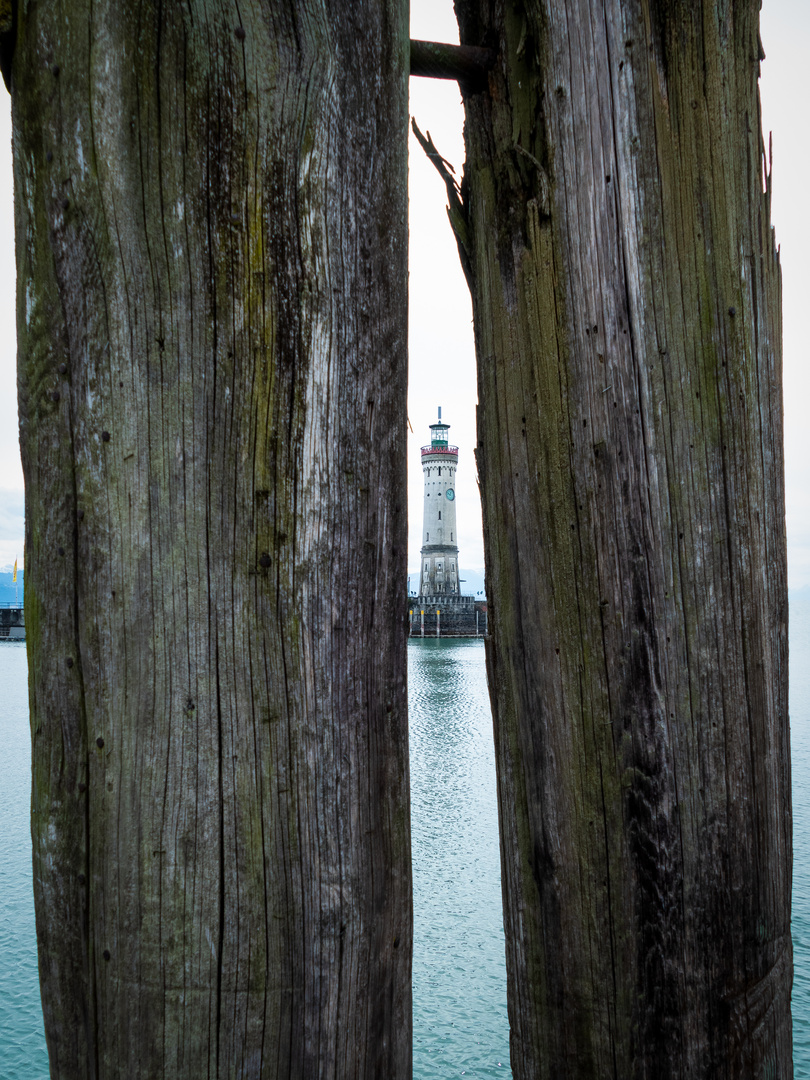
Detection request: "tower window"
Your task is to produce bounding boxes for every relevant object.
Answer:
[438,511,441,520]
[438,467,442,476]
[450,533,453,541]
[426,533,429,542]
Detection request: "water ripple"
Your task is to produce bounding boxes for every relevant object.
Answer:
[0,644,48,1079]
[409,638,511,1078]
[791,594,810,1077]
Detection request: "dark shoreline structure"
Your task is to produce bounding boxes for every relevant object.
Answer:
[408,594,488,638]
[0,607,25,641]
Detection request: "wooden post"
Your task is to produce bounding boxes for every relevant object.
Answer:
[13,2,411,1076]
[409,39,494,90]
[454,0,791,1075]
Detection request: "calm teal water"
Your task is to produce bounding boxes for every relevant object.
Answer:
[790,592,810,1072]
[5,611,810,1076]
[409,639,511,1077]
[0,643,47,1079]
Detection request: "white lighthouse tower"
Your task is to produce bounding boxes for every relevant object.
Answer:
[419,408,461,596]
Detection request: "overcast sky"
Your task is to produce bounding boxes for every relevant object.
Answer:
[0,2,807,586]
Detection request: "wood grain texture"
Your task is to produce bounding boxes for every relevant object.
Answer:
[12,3,411,1076]
[453,0,790,1075]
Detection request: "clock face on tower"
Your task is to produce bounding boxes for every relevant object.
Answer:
[446,488,455,501]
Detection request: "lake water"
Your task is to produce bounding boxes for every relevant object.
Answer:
[790,591,810,1069]
[5,608,810,1077]
[409,639,510,1078]
[0,643,45,1080]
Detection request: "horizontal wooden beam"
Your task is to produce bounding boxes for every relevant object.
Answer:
[409,39,495,90]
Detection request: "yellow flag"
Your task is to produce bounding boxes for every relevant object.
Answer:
[12,558,17,583]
